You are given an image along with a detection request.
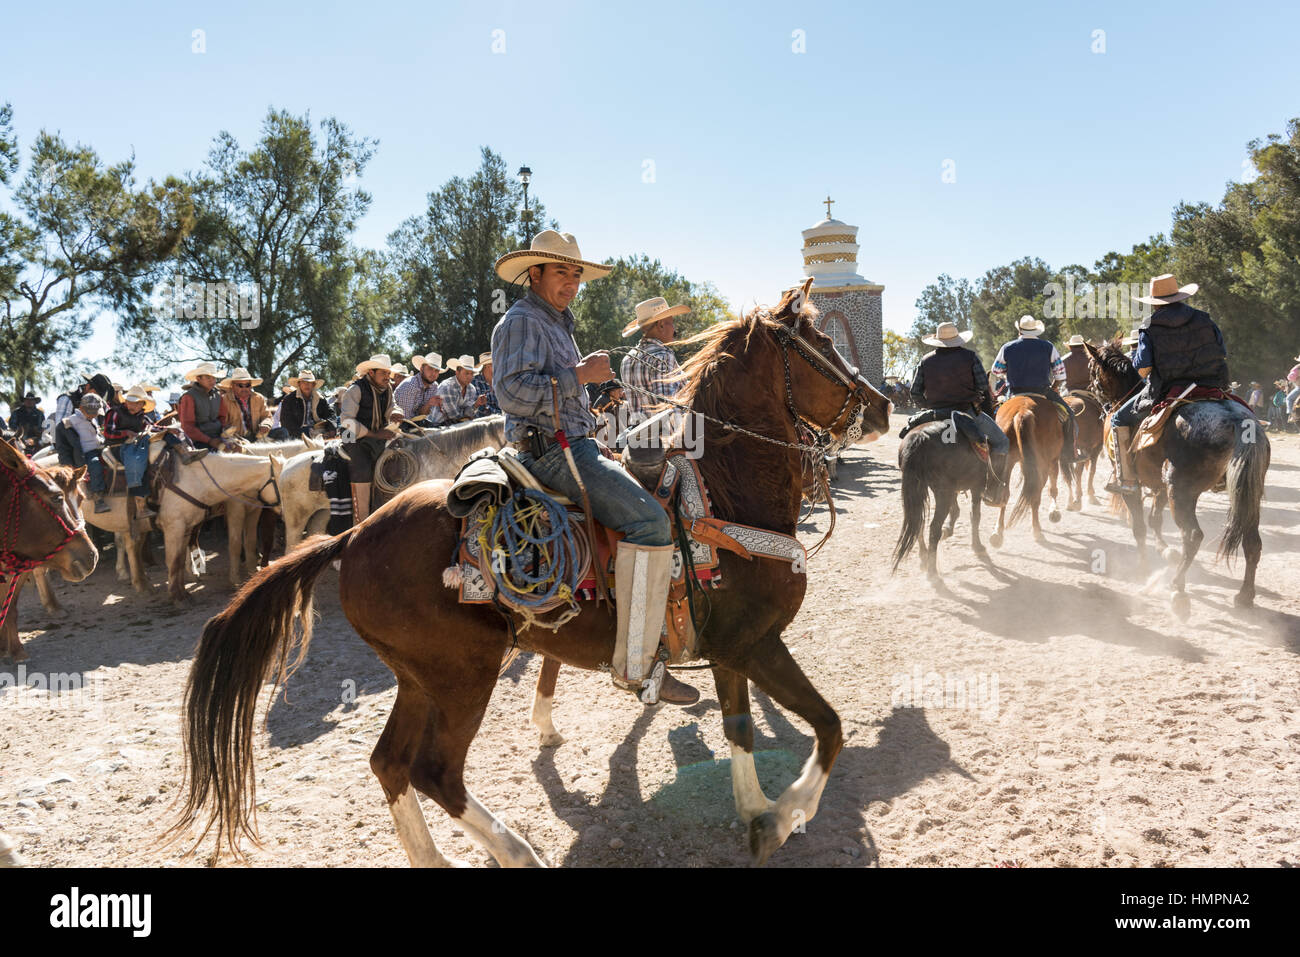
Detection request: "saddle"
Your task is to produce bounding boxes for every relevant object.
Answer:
[898,408,990,460]
[443,443,805,663]
[1010,391,1072,426]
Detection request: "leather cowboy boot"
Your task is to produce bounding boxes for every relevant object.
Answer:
[610,542,698,706]
[351,482,372,524]
[177,445,210,465]
[1105,426,1140,493]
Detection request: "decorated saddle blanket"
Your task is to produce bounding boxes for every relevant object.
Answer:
[444,449,806,660]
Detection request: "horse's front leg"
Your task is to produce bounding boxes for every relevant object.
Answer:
[714,665,774,825]
[530,656,565,747]
[33,567,63,615]
[970,493,987,557]
[1148,487,1176,561]
[1168,481,1205,620]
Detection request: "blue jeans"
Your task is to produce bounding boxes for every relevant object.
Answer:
[85,448,106,493]
[1112,392,1144,429]
[973,411,1009,454]
[517,437,671,546]
[1287,386,1300,414]
[120,437,149,491]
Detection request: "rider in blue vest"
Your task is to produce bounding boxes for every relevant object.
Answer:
[991,315,1081,473]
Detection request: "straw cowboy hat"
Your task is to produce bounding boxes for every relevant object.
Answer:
[445,354,477,373]
[1134,273,1198,306]
[132,382,162,394]
[120,385,156,413]
[219,367,264,388]
[1121,330,1141,346]
[355,354,404,376]
[183,361,225,382]
[475,352,492,371]
[1066,334,1086,347]
[494,230,612,285]
[287,369,325,389]
[922,322,973,348]
[410,352,444,375]
[1016,315,1045,337]
[622,297,691,338]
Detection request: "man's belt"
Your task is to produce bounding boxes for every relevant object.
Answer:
[511,427,592,457]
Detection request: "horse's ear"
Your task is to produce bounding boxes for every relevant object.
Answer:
[0,438,22,468]
[72,465,87,485]
[1083,342,1099,360]
[775,277,816,323]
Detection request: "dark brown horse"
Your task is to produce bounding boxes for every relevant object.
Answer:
[1063,390,1105,510]
[990,394,1065,547]
[1086,341,1269,616]
[0,440,99,661]
[171,280,893,866]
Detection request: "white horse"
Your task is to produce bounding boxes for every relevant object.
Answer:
[160,451,285,602]
[220,436,321,587]
[279,417,506,550]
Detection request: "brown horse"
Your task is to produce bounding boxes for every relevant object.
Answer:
[1086,340,1269,616]
[171,280,893,866]
[0,440,99,661]
[990,394,1065,547]
[1063,390,1105,510]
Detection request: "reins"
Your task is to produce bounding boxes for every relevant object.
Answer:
[193,455,282,509]
[0,456,84,632]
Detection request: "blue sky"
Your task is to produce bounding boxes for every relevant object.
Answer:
[4,0,1299,405]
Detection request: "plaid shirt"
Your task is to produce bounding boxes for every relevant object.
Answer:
[619,337,681,418]
[436,376,478,423]
[394,374,440,419]
[471,372,500,416]
[491,290,595,443]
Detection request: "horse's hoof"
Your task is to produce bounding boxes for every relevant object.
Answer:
[989,533,1003,549]
[1066,501,1082,512]
[940,526,954,540]
[748,812,783,867]
[1033,532,1047,544]
[1233,590,1255,609]
[538,731,565,748]
[1088,496,1101,506]
[1170,591,1191,620]
[972,545,988,558]
[1161,546,1181,563]
[1048,510,1061,523]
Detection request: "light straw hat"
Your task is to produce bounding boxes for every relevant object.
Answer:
[120,385,156,413]
[922,322,973,348]
[355,354,404,375]
[1133,273,1198,306]
[494,230,612,286]
[411,352,444,375]
[445,355,477,373]
[622,297,691,338]
[1016,315,1045,337]
[183,361,225,382]
[219,367,264,388]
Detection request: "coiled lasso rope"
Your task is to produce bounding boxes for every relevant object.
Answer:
[475,489,585,630]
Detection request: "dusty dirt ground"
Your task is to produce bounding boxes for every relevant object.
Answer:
[2,413,1297,868]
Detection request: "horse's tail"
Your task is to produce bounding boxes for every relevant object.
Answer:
[166,529,353,858]
[1218,420,1270,563]
[892,437,930,571]
[1008,410,1038,526]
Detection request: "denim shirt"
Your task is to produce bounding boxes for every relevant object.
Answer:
[491,290,595,442]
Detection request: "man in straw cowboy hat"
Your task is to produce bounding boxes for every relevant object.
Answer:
[177,361,238,461]
[103,384,158,512]
[619,296,689,421]
[992,315,1083,472]
[279,369,336,439]
[1061,334,1092,392]
[437,355,485,424]
[1106,274,1229,494]
[909,322,1010,505]
[339,354,407,522]
[394,352,445,422]
[218,367,273,443]
[492,229,697,706]
[471,352,500,417]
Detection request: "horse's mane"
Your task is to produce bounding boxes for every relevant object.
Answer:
[414,415,505,461]
[1094,340,1136,378]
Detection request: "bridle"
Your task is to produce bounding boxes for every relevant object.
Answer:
[0,455,86,631]
[194,454,282,509]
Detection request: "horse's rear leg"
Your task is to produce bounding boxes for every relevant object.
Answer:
[531,656,564,747]
[1067,461,1083,511]
[1168,483,1205,620]
[735,636,842,866]
[927,490,954,578]
[114,532,130,582]
[1148,487,1176,561]
[1046,463,1062,525]
[970,494,987,557]
[409,681,545,868]
[370,685,462,867]
[1237,523,1262,609]
[714,666,774,824]
[1087,453,1100,505]
[941,498,957,539]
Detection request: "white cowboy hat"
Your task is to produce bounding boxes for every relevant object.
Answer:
[120,386,156,413]
[1016,315,1045,337]
[355,354,404,375]
[287,369,325,389]
[219,367,264,388]
[1121,330,1141,346]
[1133,273,1198,306]
[922,322,973,348]
[183,361,226,382]
[494,230,612,285]
[445,354,477,373]
[622,297,691,338]
[411,352,444,375]
[1066,334,1086,347]
[131,382,162,394]
[475,352,493,370]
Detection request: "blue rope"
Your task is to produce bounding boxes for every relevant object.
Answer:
[484,489,583,608]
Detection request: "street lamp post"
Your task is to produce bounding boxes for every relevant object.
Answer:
[517,165,533,244]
